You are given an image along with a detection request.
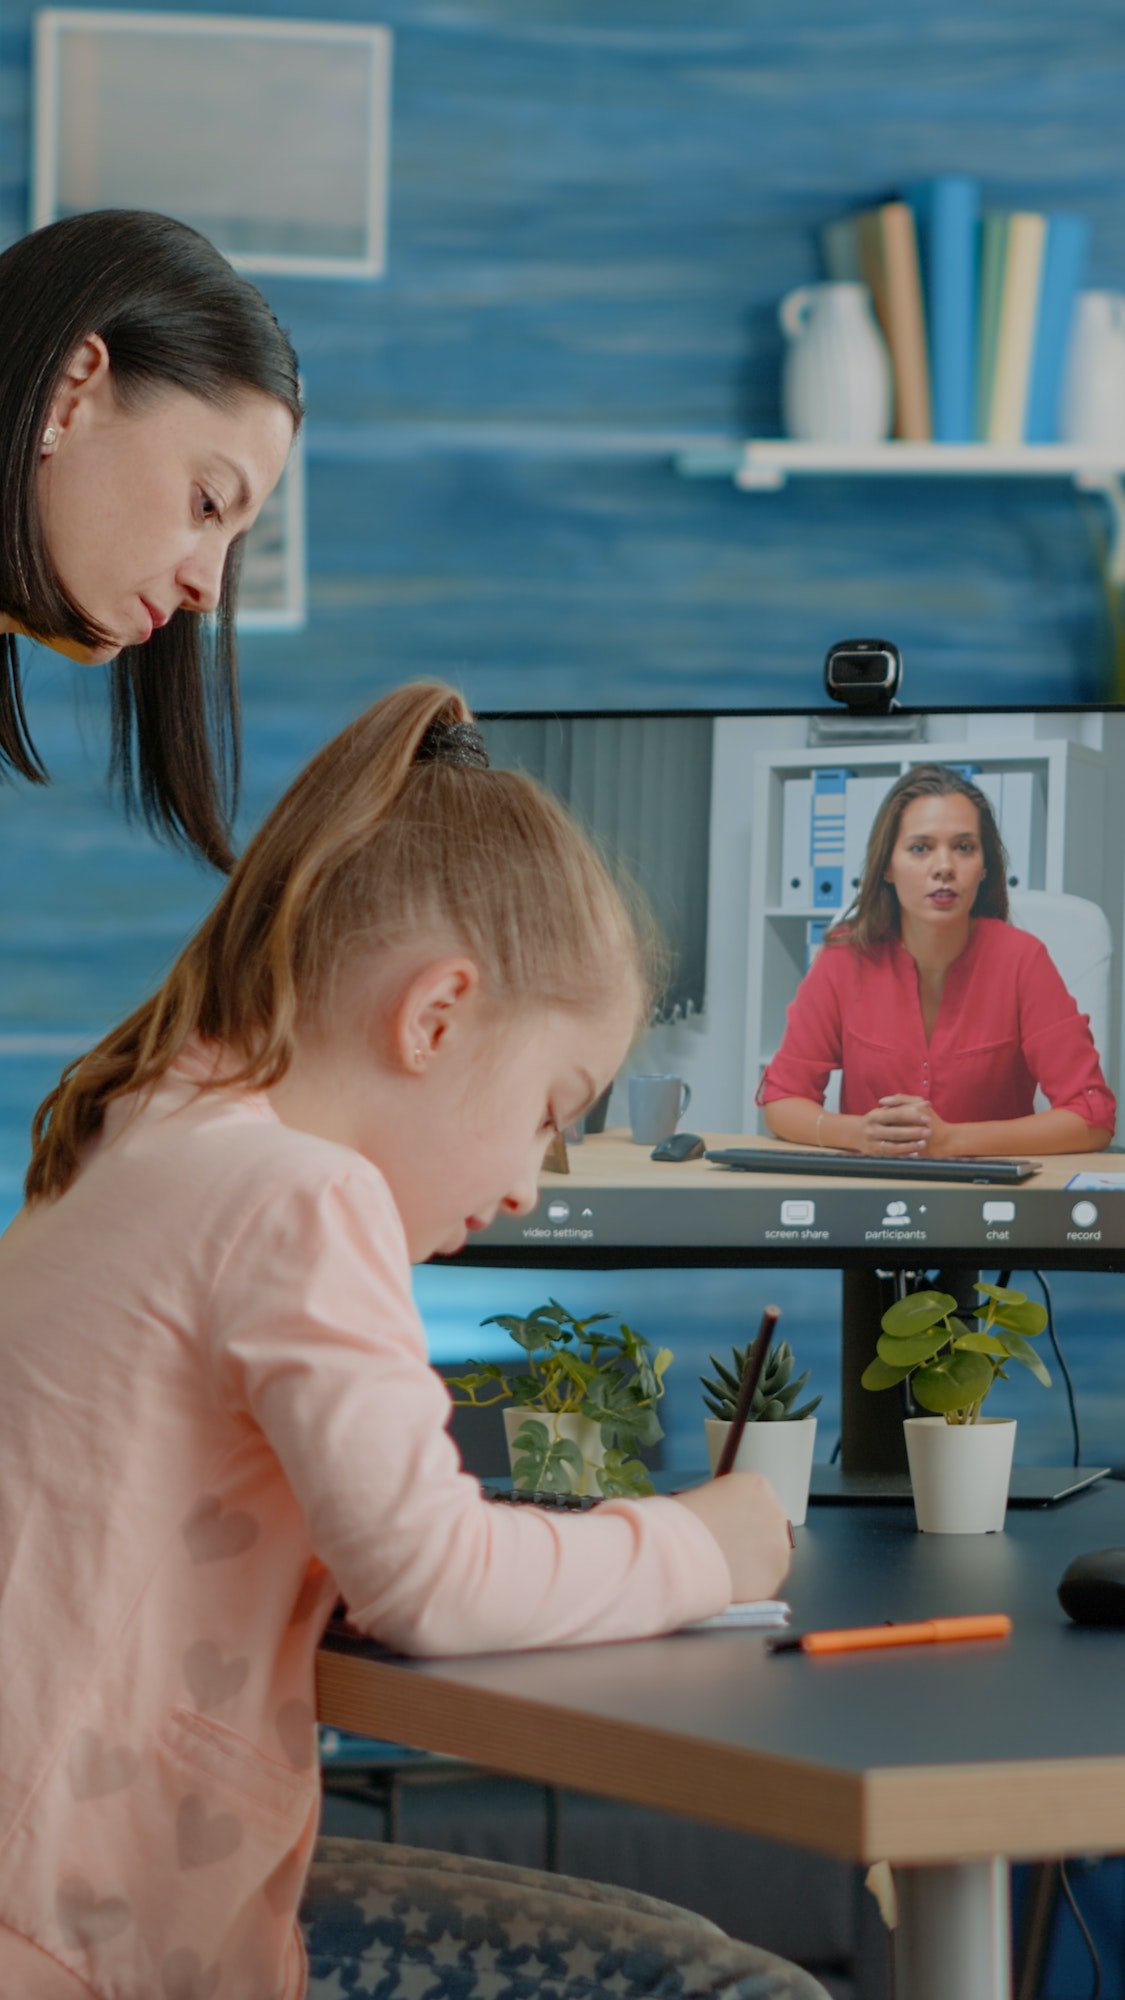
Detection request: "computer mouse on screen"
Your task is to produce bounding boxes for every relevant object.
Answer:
[1058,1547,1125,1626]
[650,1132,706,1162]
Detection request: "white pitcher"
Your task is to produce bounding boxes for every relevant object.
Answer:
[778,281,892,443]
[1059,291,1125,451]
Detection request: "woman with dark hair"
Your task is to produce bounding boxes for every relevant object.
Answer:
[0,209,301,870]
[759,763,1115,1158]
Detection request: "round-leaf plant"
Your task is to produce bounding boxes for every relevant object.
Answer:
[861,1282,1050,1423]
[447,1300,672,1497]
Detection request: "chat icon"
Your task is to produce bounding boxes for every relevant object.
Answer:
[982,1201,1016,1225]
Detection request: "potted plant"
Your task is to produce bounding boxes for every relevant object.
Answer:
[447,1300,672,1499]
[861,1282,1051,1533]
[700,1336,822,1526]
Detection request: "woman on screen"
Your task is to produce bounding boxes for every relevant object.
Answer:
[759,763,1115,1158]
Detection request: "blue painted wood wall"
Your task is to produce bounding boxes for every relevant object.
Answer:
[5,0,1125,750]
[4,1,1125,1460]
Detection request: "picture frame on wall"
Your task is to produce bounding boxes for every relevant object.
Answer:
[32,9,392,279]
[237,435,306,632]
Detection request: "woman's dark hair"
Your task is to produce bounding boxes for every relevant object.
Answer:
[0,209,302,869]
[833,762,1010,951]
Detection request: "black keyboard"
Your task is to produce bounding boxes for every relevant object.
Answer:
[481,1482,601,1511]
[705,1148,1040,1185]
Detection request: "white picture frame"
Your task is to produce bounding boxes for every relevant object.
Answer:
[237,431,306,632]
[33,9,392,279]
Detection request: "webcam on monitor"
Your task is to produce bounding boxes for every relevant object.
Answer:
[824,637,903,712]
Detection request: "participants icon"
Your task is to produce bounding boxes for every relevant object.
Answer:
[882,1199,912,1228]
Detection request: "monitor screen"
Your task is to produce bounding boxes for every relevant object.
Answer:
[461,703,1125,1271]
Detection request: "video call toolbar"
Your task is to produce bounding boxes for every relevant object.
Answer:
[472,1183,1125,1259]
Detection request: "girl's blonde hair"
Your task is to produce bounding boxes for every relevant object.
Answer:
[27,681,659,1201]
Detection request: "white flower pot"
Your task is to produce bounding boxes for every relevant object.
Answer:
[502,1408,606,1498]
[904,1417,1017,1534]
[703,1417,817,1527]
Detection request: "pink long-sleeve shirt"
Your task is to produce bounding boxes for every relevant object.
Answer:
[0,1046,730,1998]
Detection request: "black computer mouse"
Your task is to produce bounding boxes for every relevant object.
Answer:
[1058,1547,1125,1626]
[650,1132,706,1162]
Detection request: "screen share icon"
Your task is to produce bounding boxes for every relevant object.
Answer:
[780,1198,815,1226]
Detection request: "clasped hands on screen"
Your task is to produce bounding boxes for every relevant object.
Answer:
[855,1095,952,1156]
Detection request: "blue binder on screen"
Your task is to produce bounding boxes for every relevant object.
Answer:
[811,769,848,909]
[1025,213,1091,442]
[906,174,979,443]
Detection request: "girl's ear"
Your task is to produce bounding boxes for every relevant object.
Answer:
[391,956,481,1074]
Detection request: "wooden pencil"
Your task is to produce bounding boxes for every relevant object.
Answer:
[713,1305,781,1477]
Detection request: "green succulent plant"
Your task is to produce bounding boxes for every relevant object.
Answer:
[701,1338,821,1424]
[861,1282,1050,1425]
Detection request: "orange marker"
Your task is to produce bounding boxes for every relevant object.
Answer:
[768,1613,1011,1655]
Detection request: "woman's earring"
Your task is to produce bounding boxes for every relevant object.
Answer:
[41,426,58,451]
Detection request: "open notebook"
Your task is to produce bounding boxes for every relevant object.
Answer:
[680,1601,790,1632]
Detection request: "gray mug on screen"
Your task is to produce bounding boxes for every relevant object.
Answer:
[628,1074,691,1146]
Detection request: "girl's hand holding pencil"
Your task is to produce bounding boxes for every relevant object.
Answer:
[672,1472,792,1603]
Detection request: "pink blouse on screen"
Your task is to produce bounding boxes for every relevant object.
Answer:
[757,917,1116,1134]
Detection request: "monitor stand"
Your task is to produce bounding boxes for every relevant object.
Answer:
[809,1267,1109,1509]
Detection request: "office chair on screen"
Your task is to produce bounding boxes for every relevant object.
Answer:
[1007,890,1114,1109]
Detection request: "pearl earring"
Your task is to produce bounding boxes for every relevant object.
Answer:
[41,426,58,450]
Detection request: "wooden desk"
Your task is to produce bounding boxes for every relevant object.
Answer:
[465,1129,1122,1264]
[546,1130,1096,1195]
[318,1482,1125,2000]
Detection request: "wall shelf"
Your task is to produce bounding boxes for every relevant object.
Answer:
[675,440,1125,584]
[675,439,1125,488]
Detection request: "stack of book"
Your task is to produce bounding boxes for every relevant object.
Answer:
[820,176,1091,445]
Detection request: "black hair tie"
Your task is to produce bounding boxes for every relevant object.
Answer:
[415,718,490,770]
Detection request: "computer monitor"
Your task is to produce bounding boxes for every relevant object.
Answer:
[453,702,1125,1477]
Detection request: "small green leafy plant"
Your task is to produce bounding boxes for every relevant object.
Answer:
[861,1282,1051,1424]
[701,1338,821,1424]
[447,1300,672,1498]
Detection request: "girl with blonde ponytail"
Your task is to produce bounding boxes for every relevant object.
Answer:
[0,684,805,2000]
